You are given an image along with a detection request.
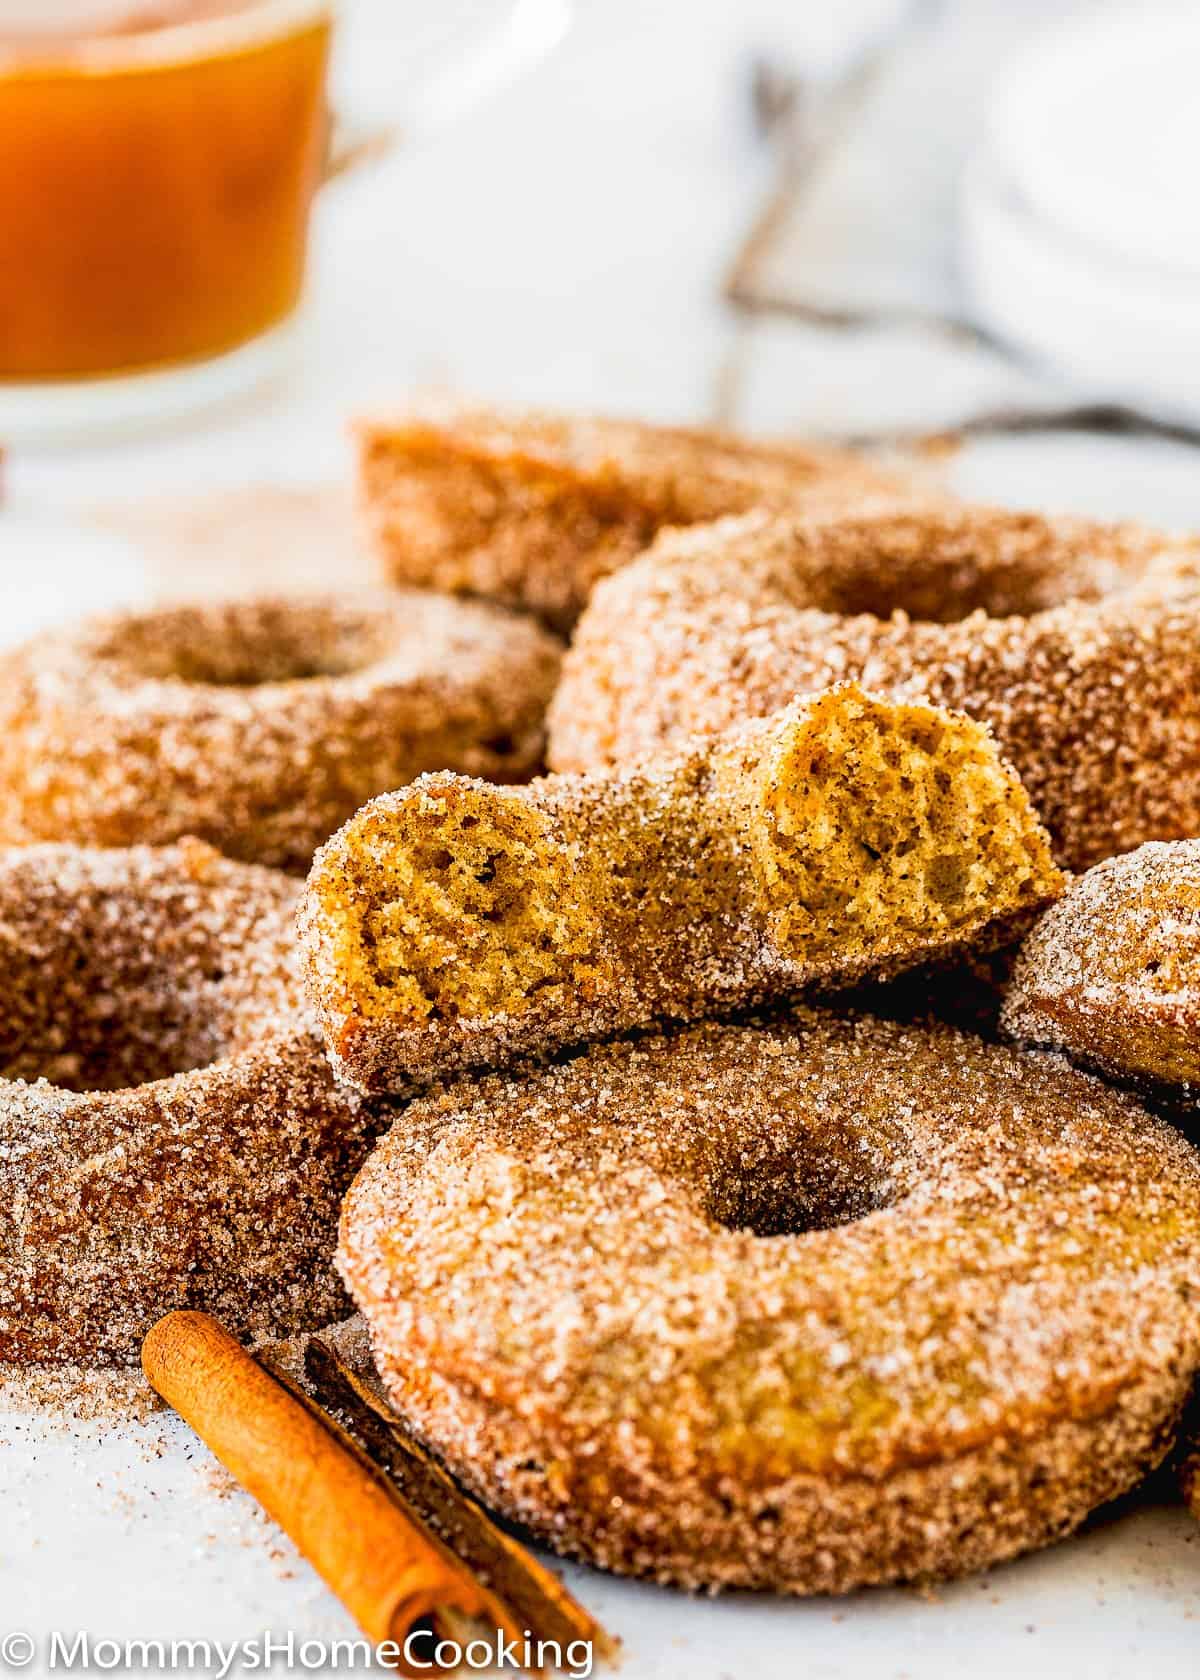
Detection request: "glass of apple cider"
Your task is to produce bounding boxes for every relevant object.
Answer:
[0,1,566,439]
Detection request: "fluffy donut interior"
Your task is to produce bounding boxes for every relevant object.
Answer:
[319,782,600,1025]
[749,689,1059,959]
[308,689,1059,1035]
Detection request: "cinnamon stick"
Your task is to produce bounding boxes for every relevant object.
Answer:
[304,1337,616,1663]
[141,1312,515,1671]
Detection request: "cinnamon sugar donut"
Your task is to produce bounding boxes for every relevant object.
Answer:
[1003,840,1200,1092]
[0,592,562,873]
[356,402,913,628]
[339,1009,1200,1594]
[0,840,380,1366]
[301,683,1061,1092]
[549,506,1200,870]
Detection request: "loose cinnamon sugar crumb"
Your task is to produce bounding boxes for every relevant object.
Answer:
[0,1361,165,1423]
[301,683,1062,1092]
[339,1008,1200,1594]
[0,1314,371,1421]
[91,485,376,602]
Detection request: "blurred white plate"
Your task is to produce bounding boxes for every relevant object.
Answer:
[963,1,1200,424]
[985,1,1200,281]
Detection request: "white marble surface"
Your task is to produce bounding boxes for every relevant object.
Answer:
[6,1398,1200,1680]
[3,3,1200,1676]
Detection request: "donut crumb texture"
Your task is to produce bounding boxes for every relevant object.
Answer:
[301,684,1062,1090]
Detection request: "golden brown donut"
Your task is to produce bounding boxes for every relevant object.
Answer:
[356,401,913,628]
[0,592,562,872]
[548,506,1200,870]
[1002,840,1200,1092]
[339,1008,1200,1594]
[0,840,380,1366]
[300,683,1062,1092]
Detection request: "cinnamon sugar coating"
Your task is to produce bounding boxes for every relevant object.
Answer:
[339,1009,1200,1593]
[356,401,913,629]
[1003,840,1200,1093]
[0,592,562,873]
[0,841,382,1366]
[549,506,1200,870]
[300,684,1061,1092]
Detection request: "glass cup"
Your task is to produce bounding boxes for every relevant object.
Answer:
[0,0,569,442]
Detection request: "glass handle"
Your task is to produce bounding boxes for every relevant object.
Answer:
[326,0,571,179]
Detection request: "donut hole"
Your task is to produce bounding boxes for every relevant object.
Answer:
[2,981,226,1093]
[705,1145,899,1237]
[782,516,1149,624]
[2,938,233,1093]
[94,601,395,688]
[337,785,601,1024]
[751,688,1055,959]
[0,861,290,1092]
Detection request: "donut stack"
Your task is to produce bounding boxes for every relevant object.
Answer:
[4,401,1200,1600]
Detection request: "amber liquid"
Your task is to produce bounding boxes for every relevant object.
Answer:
[0,7,331,378]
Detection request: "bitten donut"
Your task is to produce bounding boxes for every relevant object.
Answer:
[339,1010,1200,1594]
[356,401,913,628]
[0,592,562,872]
[301,683,1061,1091]
[0,840,380,1366]
[549,506,1200,870]
[1003,840,1200,1092]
